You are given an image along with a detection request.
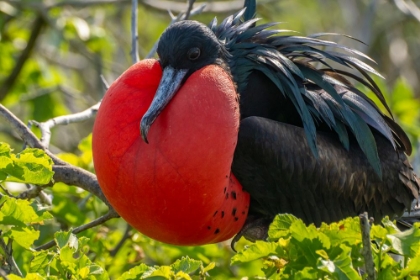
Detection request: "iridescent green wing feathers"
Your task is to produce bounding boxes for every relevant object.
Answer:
[209,9,411,178]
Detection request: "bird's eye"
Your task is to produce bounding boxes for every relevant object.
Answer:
[187,48,201,61]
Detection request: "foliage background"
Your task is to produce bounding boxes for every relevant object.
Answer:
[0,0,420,279]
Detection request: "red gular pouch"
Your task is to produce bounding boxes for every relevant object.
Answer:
[93,59,250,245]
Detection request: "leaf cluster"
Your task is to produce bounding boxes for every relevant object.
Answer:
[232,214,420,279]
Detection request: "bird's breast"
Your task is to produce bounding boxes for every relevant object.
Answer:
[93,59,250,245]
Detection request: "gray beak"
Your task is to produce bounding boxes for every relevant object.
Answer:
[140,66,188,143]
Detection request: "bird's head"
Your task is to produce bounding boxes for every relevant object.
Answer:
[140,20,228,143]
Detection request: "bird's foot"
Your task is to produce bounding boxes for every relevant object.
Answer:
[231,216,272,252]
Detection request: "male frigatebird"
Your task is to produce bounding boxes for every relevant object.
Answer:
[92,2,419,246]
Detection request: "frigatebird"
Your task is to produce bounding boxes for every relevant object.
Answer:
[92,1,419,246]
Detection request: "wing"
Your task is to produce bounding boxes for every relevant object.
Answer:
[232,117,419,226]
[209,11,412,178]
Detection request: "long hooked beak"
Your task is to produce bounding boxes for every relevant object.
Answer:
[140,66,188,143]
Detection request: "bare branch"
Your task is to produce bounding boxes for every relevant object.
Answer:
[0,15,46,102]
[394,0,420,22]
[359,213,376,280]
[131,0,140,63]
[110,224,132,257]
[31,102,100,148]
[53,165,108,205]
[184,0,197,20]
[100,75,111,90]
[0,185,17,199]
[18,184,52,205]
[0,236,22,277]
[146,4,206,58]
[0,103,111,206]
[5,0,131,9]
[0,104,45,150]
[143,0,244,14]
[35,210,119,251]
[0,268,10,280]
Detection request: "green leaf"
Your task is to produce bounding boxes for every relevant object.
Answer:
[0,196,52,226]
[60,245,77,263]
[119,263,149,280]
[290,219,330,249]
[231,240,284,265]
[0,142,13,175]
[320,217,361,247]
[268,214,297,240]
[0,144,54,185]
[30,251,51,273]
[171,256,201,274]
[202,262,215,274]
[8,273,45,280]
[387,224,420,257]
[317,245,361,280]
[398,251,420,278]
[6,225,40,249]
[142,265,173,279]
[294,266,319,279]
[55,231,78,250]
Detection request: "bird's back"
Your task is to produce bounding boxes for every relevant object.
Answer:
[211,8,420,228]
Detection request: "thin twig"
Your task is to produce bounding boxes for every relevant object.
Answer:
[0,185,17,199]
[0,236,22,277]
[143,0,244,13]
[0,103,110,206]
[394,0,420,22]
[18,184,52,205]
[110,224,132,257]
[35,210,119,251]
[184,0,196,20]
[31,102,101,148]
[100,74,110,90]
[5,0,131,9]
[146,4,206,58]
[359,213,376,280]
[131,0,140,63]
[0,268,10,280]
[0,104,45,150]
[0,15,45,102]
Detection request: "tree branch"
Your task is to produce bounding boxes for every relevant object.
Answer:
[184,0,197,20]
[143,0,244,14]
[53,165,109,206]
[31,102,101,148]
[18,184,52,205]
[146,3,206,58]
[359,213,376,280]
[0,15,46,102]
[131,0,140,63]
[394,0,420,23]
[0,104,45,150]
[0,268,10,280]
[0,103,111,206]
[35,210,119,251]
[110,224,132,257]
[5,0,131,9]
[0,236,22,277]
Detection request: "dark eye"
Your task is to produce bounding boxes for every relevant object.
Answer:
[187,47,201,61]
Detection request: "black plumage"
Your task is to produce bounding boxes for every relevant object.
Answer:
[152,2,419,243]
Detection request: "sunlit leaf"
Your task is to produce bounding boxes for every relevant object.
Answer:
[387,224,420,257]
[119,263,149,280]
[2,147,54,185]
[268,213,297,240]
[30,251,51,273]
[171,256,201,274]
[55,231,78,250]
[231,241,284,264]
